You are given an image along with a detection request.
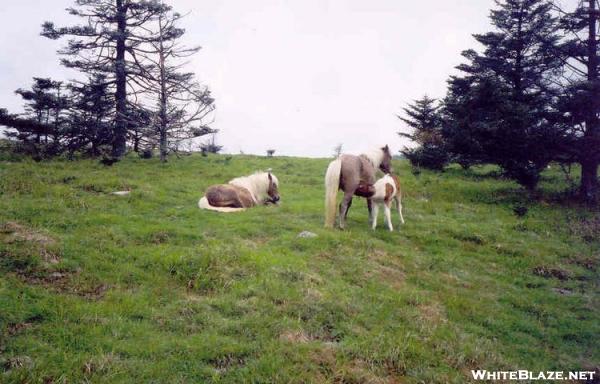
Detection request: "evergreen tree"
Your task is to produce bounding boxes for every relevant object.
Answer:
[399,96,449,170]
[2,78,69,158]
[200,133,223,155]
[42,0,169,159]
[67,75,114,156]
[442,74,512,169]
[445,0,563,188]
[554,0,600,203]
[133,5,216,162]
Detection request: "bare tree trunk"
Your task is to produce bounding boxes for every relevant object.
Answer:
[581,0,599,204]
[112,0,128,159]
[158,14,168,163]
[132,131,140,153]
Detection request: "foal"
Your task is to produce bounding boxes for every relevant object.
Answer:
[324,146,392,229]
[370,174,405,231]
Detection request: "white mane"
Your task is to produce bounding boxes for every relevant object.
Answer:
[229,172,278,203]
[362,147,385,168]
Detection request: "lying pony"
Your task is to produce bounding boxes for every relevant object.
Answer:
[198,171,280,213]
[370,174,405,231]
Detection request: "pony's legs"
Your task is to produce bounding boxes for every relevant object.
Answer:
[395,196,405,226]
[207,194,244,208]
[371,204,379,230]
[384,203,393,231]
[345,197,353,220]
[339,191,354,229]
[367,198,373,224]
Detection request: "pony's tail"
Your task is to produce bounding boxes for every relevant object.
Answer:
[198,196,246,213]
[324,158,342,228]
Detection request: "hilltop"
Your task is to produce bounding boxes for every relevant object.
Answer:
[0,155,598,383]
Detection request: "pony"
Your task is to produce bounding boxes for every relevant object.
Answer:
[198,171,280,213]
[370,173,405,231]
[324,145,393,229]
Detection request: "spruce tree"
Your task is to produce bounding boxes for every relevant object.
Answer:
[132,5,216,162]
[446,0,563,188]
[41,0,169,159]
[67,75,114,156]
[399,96,449,170]
[2,78,69,158]
[554,0,600,203]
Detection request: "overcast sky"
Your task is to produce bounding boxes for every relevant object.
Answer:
[0,0,503,157]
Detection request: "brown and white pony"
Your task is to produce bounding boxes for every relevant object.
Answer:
[199,171,280,213]
[324,146,392,229]
[370,174,405,231]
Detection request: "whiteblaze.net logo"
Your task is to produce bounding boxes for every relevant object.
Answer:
[470,370,597,381]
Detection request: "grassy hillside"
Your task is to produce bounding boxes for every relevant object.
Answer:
[0,154,598,383]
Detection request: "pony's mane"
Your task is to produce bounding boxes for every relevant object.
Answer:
[362,147,384,168]
[229,172,277,203]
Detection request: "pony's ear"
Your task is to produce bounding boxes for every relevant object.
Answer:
[268,173,272,181]
[383,144,390,152]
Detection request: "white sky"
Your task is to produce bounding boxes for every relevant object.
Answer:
[1,0,501,157]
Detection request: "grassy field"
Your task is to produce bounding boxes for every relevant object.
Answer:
[0,154,598,383]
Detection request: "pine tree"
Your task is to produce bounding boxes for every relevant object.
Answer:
[442,74,512,169]
[446,0,563,188]
[67,75,114,156]
[41,0,169,159]
[398,96,449,170]
[554,0,600,204]
[2,78,69,158]
[133,5,216,162]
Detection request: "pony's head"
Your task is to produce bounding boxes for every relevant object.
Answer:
[266,172,280,204]
[379,145,392,174]
[230,171,280,205]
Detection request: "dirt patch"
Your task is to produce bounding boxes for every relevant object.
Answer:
[341,358,403,384]
[1,356,33,372]
[567,215,600,243]
[551,287,574,296]
[374,264,405,289]
[451,232,485,245]
[419,302,447,325]
[0,222,60,264]
[280,329,312,343]
[208,353,247,373]
[309,344,337,376]
[17,271,109,300]
[365,250,405,289]
[308,346,403,383]
[279,327,340,344]
[6,322,34,336]
[1,222,55,246]
[365,262,404,290]
[150,231,170,244]
[304,287,323,301]
[568,255,599,272]
[532,266,571,281]
[239,237,269,250]
[82,353,118,377]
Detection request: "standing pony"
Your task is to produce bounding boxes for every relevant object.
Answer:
[324,146,392,229]
[370,174,405,231]
[199,171,280,212]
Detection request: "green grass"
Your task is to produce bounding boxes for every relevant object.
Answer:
[0,154,598,383]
